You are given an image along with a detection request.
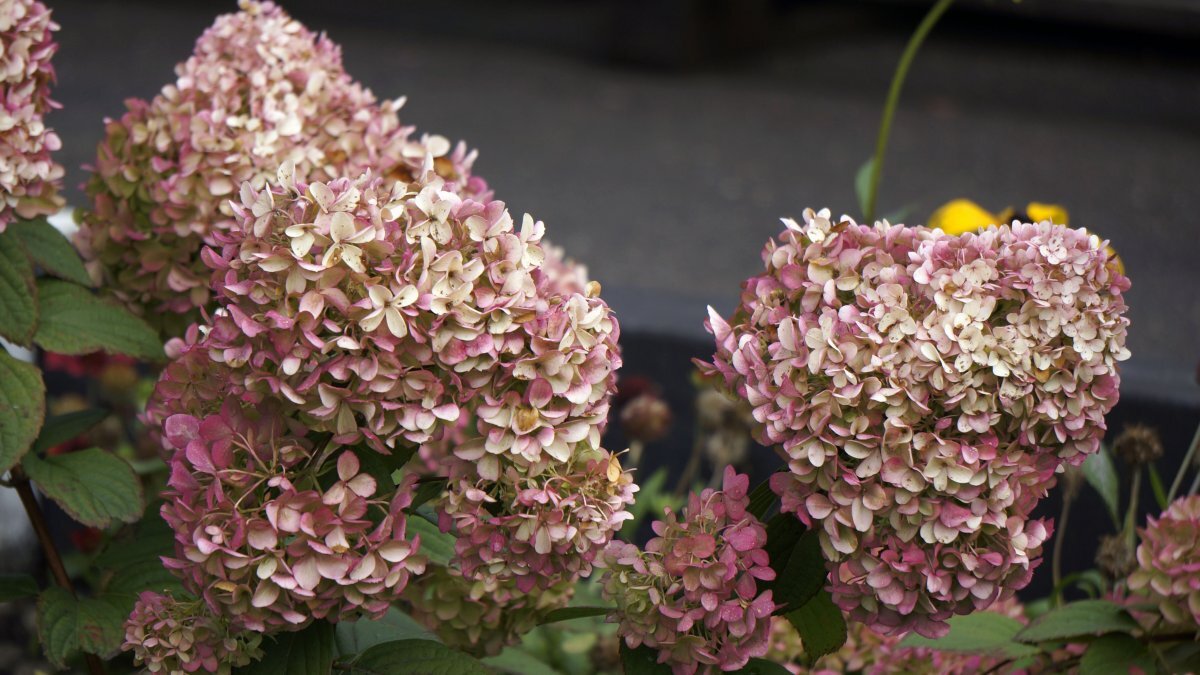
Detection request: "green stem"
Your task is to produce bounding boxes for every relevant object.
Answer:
[1051,495,1072,606]
[1124,465,1142,549]
[1166,420,1200,504]
[864,0,958,221]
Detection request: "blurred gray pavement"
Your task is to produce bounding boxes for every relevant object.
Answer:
[46,0,1200,404]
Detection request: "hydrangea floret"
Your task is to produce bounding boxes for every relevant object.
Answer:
[703,208,1130,637]
[1128,494,1200,627]
[598,467,776,674]
[76,0,485,334]
[0,0,63,230]
[123,591,264,675]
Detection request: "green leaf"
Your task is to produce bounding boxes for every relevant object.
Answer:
[237,620,335,675]
[23,447,145,528]
[1014,599,1138,644]
[31,408,110,455]
[899,611,1038,659]
[1082,446,1120,528]
[746,474,778,520]
[409,477,447,511]
[619,642,672,675]
[0,573,38,602]
[740,658,794,675]
[854,157,875,219]
[97,513,183,600]
[32,279,163,361]
[9,217,93,286]
[783,590,846,663]
[354,445,415,493]
[483,647,564,675]
[348,639,489,674]
[0,349,44,473]
[766,529,825,614]
[0,232,37,345]
[407,514,454,567]
[1080,633,1155,675]
[36,587,126,666]
[538,606,613,625]
[1148,464,1169,511]
[335,606,438,657]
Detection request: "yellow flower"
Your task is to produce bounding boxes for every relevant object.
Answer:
[929,199,1123,275]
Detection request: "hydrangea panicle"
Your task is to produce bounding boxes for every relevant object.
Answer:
[1128,494,1200,628]
[599,467,776,674]
[704,208,1129,637]
[0,0,63,230]
[124,591,264,674]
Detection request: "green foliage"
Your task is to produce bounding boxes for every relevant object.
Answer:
[0,573,38,602]
[237,620,335,675]
[538,606,613,625]
[619,642,672,674]
[741,658,795,675]
[9,217,93,287]
[1147,464,1169,511]
[1079,633,1155,675]
[899,611,1038,659]
[36,586,126,667]
[746,474,778,520]
[409,477,447,511]
[406,514,454,567]
[854,158,875,220]
[335,607,439,656]
[97,514,183,600]
[0,349,44,473]
[620,467,680,539]
[1013,599,1138,644]
[33,279,163,361]
[484,647,565,675]
[765,529,825,614]
[23,447,144,528]
[346,638,490,674]
[31,408,109,455]
[783,590,847,663]
[1082,446,1121,528]
[0,232,37,344]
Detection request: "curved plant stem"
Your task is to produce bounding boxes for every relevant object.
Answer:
[1051,495,1072,606]
[11,465,106,675]
[864,0,958,222]
[1166,421,1200,504]
[1124,465,1143,549]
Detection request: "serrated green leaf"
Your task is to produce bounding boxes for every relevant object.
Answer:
[407,514,454,567]
[899,611,1038,659]
[31,408,109,455]
[854,158,875,219]
[538,605,613,625]
[9,217,92,286]
[619,642,672,675]
[1079,633,1155,675]
[0,232,37,345]
[348,639,489,674]
[1014,599,1137,644]
[766,529,825,614]
[237,620,334,675]
[36,586,126,666]
[483,647,564,675]
[0,573,38,602]
[23,447,144,528]
[0,349,44,473]
[32,279,163,361]
[1082,447,1120,528]
[783,590,846,663]
[335,607,438,657]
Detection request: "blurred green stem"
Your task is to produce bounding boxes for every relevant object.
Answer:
[1124,465,1142,549]
[1166,421,1200,503]
[864,0,957,221]
[1051,495,1072,606]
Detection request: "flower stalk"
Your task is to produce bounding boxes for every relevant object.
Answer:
[864,0,957,221]
[1166,420,1200,503]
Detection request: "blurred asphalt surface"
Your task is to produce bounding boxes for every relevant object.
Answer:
[45,0,1200,404]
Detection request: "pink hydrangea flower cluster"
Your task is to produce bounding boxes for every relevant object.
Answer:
[0,0,63,230]
[195,163,630,592]
[598,468,777,674]
[1128,495,1200,627]
[704,208,1130,637]
[76,0,485,334]
[402,565,573,656]
[123,591,263,675]
[156,397,426,633]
